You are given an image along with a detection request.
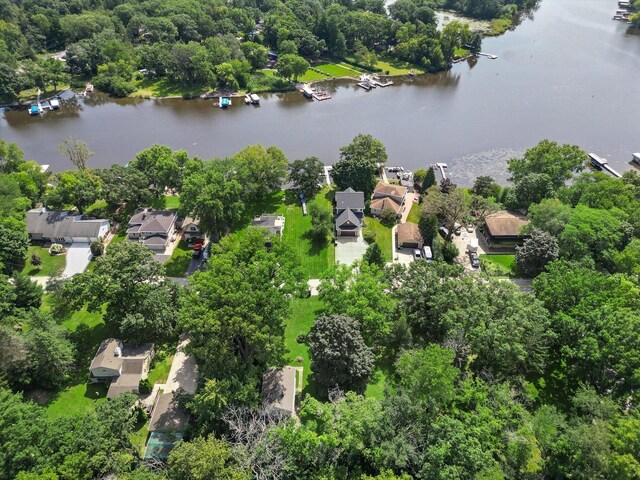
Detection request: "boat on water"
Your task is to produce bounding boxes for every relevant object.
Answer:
[249,93,260,104]
[85,83,94,93]
[632,153,640,165]
[28,103,43,116]
[49,98,60,110]
[219,97,231,108]
[301,85,314,98]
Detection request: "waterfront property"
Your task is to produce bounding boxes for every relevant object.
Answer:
[251,214,285,247]
[335,188,365,237]
[89,338,154,399]
[26,209,110,244]
[370,182,408,218]
[126,208,177,251]
[482,210,530,250]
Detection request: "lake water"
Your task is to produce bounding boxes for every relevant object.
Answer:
[2,0,639,185]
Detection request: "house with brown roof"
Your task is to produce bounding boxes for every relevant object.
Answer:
[370,182,407,218]
[126,208,177,251]
[483,211,530,249]
[262,366,298,417]
[335,188,364,237]
[89,338,154,399]
[396,222,424,249]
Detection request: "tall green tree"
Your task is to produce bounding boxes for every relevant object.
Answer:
[232,145,289,202]
[288,156,324,199]
[333,134,387,196]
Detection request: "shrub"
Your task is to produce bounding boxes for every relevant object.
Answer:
[49,243,64,254]
[31,254,42,269]
[380,208,397,227]
[138,378,152,394]
[363,230,376,244]
[442,241,459,263]
[90,240,104,256]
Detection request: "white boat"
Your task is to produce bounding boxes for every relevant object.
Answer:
[49,98,60,110]
[29,103,43,116]
[249,93,260,104]
[632,153,640,165]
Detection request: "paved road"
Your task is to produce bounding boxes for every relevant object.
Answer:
[62,243,92,277]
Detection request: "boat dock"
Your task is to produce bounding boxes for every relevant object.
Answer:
[588,153,622,178]
[433,162,448,181]
[323,166,333,186]
[357,74,394,90]
[477,52,498,59]
[312,90,331,101]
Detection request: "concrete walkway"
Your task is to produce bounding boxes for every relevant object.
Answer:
[62,243,92,277]
[165,336,198,394]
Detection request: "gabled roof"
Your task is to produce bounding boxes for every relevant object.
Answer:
[336,208,361,229]
[90,339,123,372]
[26,209,109,238]
[143,236,168,245]
[251,215,284,236]
[128,209,177,234]
[373,182,407,198]
[370,196,402,214]
[335,188,365,211]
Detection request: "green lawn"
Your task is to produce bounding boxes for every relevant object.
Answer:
[21,246,66,276]
[315,63,359,78]
[45,383,108,419]
[298,69,331,83]
[236,189,335,278]
[285,297,323,392]
[130,77,207,98]
[489,17,513,36]
[164,240,192,277]
[406,202,422,224]
[480,254,517,277]
[18,84,70,103]
[148,352,174,385]
[130,419,150,455]
[454,47,470,58]
[151,194,180,211]
[362,217,393,262]
[365,368,388,400]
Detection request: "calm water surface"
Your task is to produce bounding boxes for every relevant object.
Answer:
[2,0,639,185]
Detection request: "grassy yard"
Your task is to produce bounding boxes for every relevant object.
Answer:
[130,78,207,98]
[151,194,181,211]
[21,246,66,276]
[18,84,70,103]
[298,69,331,82]
[489,17,513,36]
[362,217,393,262]
[406,202,422,224]
[285,296,323,392]
[164,240,192,277]
[365,368,389,400]
[315,63,359,78]
[480,254,517,277]
[236,189,335,278]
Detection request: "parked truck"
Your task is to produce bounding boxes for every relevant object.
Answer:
[467,238,478,253]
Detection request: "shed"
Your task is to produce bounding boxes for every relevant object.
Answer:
[262,366,298,417]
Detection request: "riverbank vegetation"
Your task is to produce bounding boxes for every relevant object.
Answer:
[5,135,640,478]
[0,0,537,102]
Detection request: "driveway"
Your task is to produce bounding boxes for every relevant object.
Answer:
[335,234,368,265]
[391,225,414,266]
[400,193,419,223]
[62,243,92,277]
[164,336,198,394]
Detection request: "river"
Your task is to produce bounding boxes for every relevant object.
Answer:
[1,0,639,185]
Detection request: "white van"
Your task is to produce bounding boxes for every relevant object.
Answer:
[422,246,433,261]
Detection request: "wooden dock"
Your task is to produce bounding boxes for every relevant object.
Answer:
[432,163,448,181]
[588,153,622,178]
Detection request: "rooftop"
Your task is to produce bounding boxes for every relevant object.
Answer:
[148,392,189,433]
[262,366,297,415]
[371,196,402,214]
[335,188,365,211]
[127,209,177,235]
[336,208,361,229]
[251,215,285,236]
[397,222,423,245]
[373,182,408,198]
[484,211,530,238]
[26,209,108,238]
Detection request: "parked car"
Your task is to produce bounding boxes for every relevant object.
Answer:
[422,246,433,261]
[192,243,203,258]
[439,226,449,238]
[466,224,474,233]
[413,249,423,260]
[469,251,480,268]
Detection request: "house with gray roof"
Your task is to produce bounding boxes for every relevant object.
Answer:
[335,188,364,237]
[126,208,177,251]
[89,338,154,399]
[26,209,110,244]
[251,215,285,237]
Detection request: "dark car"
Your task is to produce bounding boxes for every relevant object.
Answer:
[469,251,480,268]
[192,243,203,258]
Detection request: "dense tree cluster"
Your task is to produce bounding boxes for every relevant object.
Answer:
[0,0,538,100]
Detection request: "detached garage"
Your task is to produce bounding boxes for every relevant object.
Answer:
[397,222,424,249]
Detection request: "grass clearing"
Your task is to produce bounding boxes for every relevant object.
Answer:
[285,296,323,392]
[480,254,517,277]
[164,240,192,277]
[406,202,422,224]
[315,63,359,78]
[21,246,66,276]
[130,78,207,98]
[489,17,513,36]
[151,194,180,211]
[299,69,331,82]
[363,217,393,262]
[18,84,70,103]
